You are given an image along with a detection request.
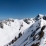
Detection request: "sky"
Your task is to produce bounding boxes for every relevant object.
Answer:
[0,0,46,20]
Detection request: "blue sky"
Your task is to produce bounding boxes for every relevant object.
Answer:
[0,0,46,20]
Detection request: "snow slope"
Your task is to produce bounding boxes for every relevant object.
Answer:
[10,14,46,46]
[0,14,46,46]
[0,18,34,46]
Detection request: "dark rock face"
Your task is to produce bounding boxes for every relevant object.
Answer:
[0,22,3,29]
[35,14,40,20]
[43,16,46,20]
[19,23,23,30]
[31,42,39,46]
[18,32,22,38]
[24,19,30,24]
[8,36,18,45]
[31,26,45,46]
[38,26,45,40]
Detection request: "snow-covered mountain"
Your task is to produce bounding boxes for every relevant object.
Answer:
[0,14,46,46]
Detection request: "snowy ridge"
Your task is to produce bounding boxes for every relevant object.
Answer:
[0,17,34,46]
[0,14,46,46]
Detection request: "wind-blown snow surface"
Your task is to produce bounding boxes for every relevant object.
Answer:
[0,18,34,46]
[0,14,46,46]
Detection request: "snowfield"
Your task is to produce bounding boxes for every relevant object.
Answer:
[0,14,46,46]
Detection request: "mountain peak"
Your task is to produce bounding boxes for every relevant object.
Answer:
[38,14,44,16]
[37,14,44,18]
[34,14,44,21]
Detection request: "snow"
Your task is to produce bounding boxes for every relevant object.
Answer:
[0,18,34,46]
[11,14,46,46]
[11,19,41,46]
[0,14,46,46]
